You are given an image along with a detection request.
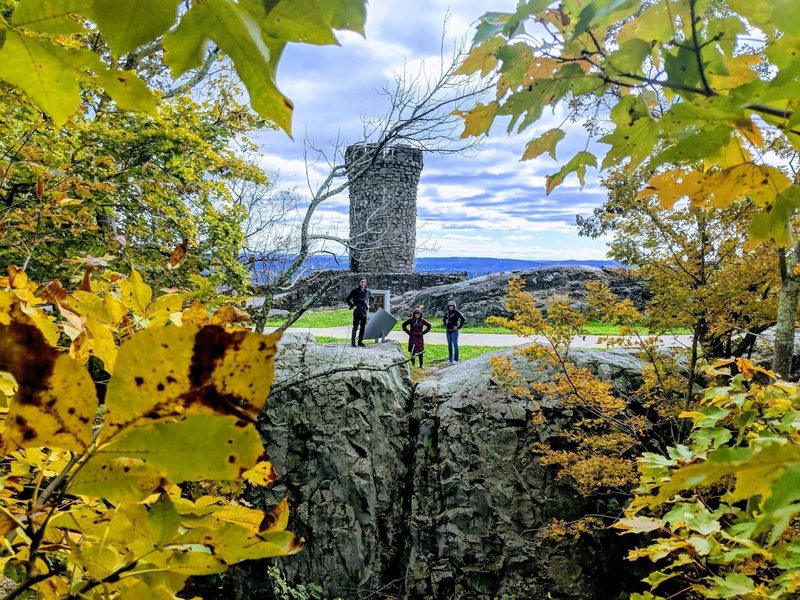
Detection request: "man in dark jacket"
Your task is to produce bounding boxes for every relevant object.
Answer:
[346,277,374,347]
[443,300,466,363]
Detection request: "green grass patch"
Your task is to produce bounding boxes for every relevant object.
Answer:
[581,319,691,335]
[275,309,689,336]
[271,308,513,334]
[312,336,505,365]
[267,308,353,329]
[416,344,506,364]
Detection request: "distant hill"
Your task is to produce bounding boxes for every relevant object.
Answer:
[413,257,622,278]
[255,256,622,280]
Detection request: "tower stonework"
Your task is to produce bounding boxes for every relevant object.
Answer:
[346,143,423,273]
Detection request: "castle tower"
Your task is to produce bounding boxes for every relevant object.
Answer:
[346,143,423,273]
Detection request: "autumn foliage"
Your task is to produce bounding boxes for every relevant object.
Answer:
[0,268,300,598]
[488,278,647,513]
[620,360,800,599]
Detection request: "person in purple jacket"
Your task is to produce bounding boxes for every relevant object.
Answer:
[402,307,432,367]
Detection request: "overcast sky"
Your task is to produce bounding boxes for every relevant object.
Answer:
[251,1,611,261]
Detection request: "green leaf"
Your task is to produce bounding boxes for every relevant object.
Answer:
[521,128,565,161]
[573,0,640,39]
[68,457,166,502]
[163,1,293,134]
[0,27,155,125]
[92,415,265,482]
[599,95,659,170]
[659,443,800,503]
[11,0,92,34]
[618,2,677,44]
[762,463,800,543]
[606,38,651,76]
[473,11,514,45]
[90,0,180,56]
[0,29,82,126]
[664,45,703,93]
[326,0,367,35]
[96,67,158,116]
[177,523,302,563]
[147,495,181,548]
[651,124,732,168]
[166,548,226,575]
[545,151,597,193]
[161,3,207,75]
[706,572,755,598]
[496,43,534,86]
[244,0,364,44]
[748,185,800,247]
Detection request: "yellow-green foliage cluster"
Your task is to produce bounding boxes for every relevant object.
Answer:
[620,360,800,599]
[488,277,649,502]
[0,267,299,599]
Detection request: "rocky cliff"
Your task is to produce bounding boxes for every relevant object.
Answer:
[393,265,646,322]
[192,334,649,599]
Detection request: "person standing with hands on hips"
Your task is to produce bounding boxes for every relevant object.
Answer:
[443,300,465,363]
[346,277,374,347]
[402,307,431,368]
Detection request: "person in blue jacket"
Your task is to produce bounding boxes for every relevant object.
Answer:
[443,300,465,363]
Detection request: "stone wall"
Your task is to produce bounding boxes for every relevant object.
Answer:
[275,269,468,312]
[346,144,423,273]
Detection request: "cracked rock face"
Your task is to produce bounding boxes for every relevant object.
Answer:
[252,335,413,597]
[234,336,647,599]
[406,348,643,599]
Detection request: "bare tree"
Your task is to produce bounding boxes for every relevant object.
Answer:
[247,37,489,332]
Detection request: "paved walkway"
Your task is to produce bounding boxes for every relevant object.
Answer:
[284,326,694,349]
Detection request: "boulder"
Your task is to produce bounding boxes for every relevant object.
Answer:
[405,348,644,599]
[251,337,413,597]
[207,338,649,599]
[392,265,646,323]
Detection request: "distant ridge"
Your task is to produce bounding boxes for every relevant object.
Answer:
[413,257,622,278]
[255,256,622,280]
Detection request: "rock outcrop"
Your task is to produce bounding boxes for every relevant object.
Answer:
[251,335,412,595]
[405,346,644,598]
[393,265,646,322]
[211,334,648,599]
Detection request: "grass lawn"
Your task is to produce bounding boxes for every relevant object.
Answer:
[581,319,691,335]
[270,308,513,333]
[274,309,690,336]
[314,336,505,365]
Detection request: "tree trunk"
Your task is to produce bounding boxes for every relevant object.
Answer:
[685,321,702,409]
[773,246,800,379]
[773,278,800,379]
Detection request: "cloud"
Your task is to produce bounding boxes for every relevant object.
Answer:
[249,0,611,261]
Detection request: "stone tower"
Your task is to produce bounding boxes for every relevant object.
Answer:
[346,143,423,273]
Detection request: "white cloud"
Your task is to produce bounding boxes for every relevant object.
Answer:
[250,0,611,262]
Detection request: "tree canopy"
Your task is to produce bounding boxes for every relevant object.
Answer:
[0,1,369,597]
[457,0,800,245]
[0,0,367,134]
